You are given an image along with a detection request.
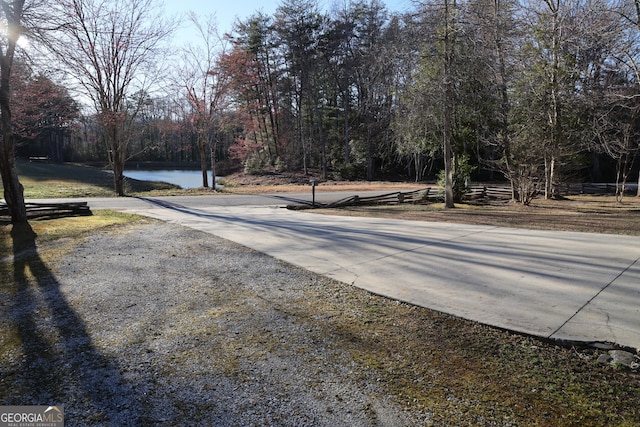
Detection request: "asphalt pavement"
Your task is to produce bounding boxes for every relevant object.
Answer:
[71,195,640,351]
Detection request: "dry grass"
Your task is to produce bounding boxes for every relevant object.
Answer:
[0,210,143,259]
[8,161,427,198]
[11,161,181,198]
[293,282,640,426]
[220,175,428,195]
[310,196,640,236]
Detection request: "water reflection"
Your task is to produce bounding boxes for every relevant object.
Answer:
[123,170,221,189]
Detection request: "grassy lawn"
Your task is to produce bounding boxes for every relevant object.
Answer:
[9,161,185,198]
[0,210,143,257]
[4,160,428,198]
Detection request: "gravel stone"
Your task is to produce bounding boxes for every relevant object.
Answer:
[9,221,423,426]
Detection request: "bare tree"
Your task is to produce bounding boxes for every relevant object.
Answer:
[179,12,231,190]
[517,0,597,199]
[592,92,640,202]
[614,0,640,196]
[49,0,174,196]
[0,0,28,223]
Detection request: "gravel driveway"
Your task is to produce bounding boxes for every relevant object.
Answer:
[4,220,423,426]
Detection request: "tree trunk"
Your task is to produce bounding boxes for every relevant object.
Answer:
[615,158,623,203]
[199,134,209,188]
[0,0,27,223]
[113,165,125,197]
[302,141,308,175]
[544,154,550,199]
[320,118,327,180]
[107,123,127,197]
[443,109,455,208]
[493,0,515,202]
[0,146,27,223]
[550,155,556,198]
[0,94,26,222]
[344,91,350,165]
[443,0,455,209]
[366,121,374,181]
[314,93,328,180]
[546,0,561,200]
[210,144,216,191]
[112,147,126,197]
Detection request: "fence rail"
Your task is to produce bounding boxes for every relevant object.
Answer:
[324,187,438,208]
[461,182,638,200]
[465,185,513,200]
[0,201,91,221]
[288,182,636,210]
[558,182,638,195]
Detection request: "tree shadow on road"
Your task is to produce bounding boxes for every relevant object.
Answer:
[2,223,139,425]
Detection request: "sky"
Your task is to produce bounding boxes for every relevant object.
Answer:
[164,0,414,45]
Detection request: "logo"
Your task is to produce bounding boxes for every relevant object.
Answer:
[0,406,64,427]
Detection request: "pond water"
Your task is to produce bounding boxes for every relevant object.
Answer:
[123,169,220,189]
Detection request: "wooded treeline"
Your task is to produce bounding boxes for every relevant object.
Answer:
[11,0,640,202]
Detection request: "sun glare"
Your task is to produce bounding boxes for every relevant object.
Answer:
[16,35,29,49]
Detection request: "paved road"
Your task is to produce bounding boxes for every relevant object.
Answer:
[44,193,640,351]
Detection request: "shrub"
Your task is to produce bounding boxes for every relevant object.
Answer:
[437,154,476,203]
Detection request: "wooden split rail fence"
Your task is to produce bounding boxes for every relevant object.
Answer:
[558,182,638,195]
[0,201,91,221]
[289,185,516,210]
[322,187,438,208]
[300,182,632,210]
[465,185,513,200]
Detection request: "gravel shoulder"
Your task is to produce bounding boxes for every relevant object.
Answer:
[3,220,421,426]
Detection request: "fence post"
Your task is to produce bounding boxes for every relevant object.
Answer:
[310,180,317,207]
